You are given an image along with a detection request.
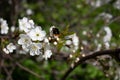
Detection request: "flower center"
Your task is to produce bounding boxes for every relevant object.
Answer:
[24,39,28,42]
[32,45,37,50]
[36,33,40,37]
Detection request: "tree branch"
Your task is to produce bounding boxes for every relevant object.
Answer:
[61,48,120,80]
[15,62,41,78]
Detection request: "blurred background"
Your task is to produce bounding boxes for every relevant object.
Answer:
[0,0,120,80]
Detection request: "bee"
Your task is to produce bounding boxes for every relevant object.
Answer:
[50,26,60,38]
[49,26,60,44]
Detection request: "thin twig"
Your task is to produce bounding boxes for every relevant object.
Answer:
[0,35,10,38]
[3,66,13,80]
[0,49,42,79]
[107,16,120,25]
[15,62,41,78]
[61,48,120,80]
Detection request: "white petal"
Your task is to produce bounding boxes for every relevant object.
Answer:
[43,50,52,60]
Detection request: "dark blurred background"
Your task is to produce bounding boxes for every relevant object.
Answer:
[0,0,120,80]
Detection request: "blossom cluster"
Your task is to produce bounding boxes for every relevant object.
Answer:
[0,18,9,34]
[1,17,79,60]
[86,0,120,9]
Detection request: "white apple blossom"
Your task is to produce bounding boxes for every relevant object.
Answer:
[96,43,102,51]
[103,26,112,49]
[27,26,46,41]
[97,12,113,22]
[65,33,79,52]
[114,0,120,10]
[26,9,33,15]
[82,30,87,35]
[65,40,72,45]
[53,41,57,45]
[72,33,79,51]
[103,26,112,43]
[18,34,32,51]
[100,12,112,19]
[0,18,9,34]
[19,17,34,32]
[104,42,110,49]
[3,48,9,54]
[86,0,110,8]
[11,26,15,32]
[6,43,16,53]
[43,40,52,60]
[43,49,52,60]
[29,43,42,56]
[44,38,49,43]
[86,0,102,8]
[91,0,101,8]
